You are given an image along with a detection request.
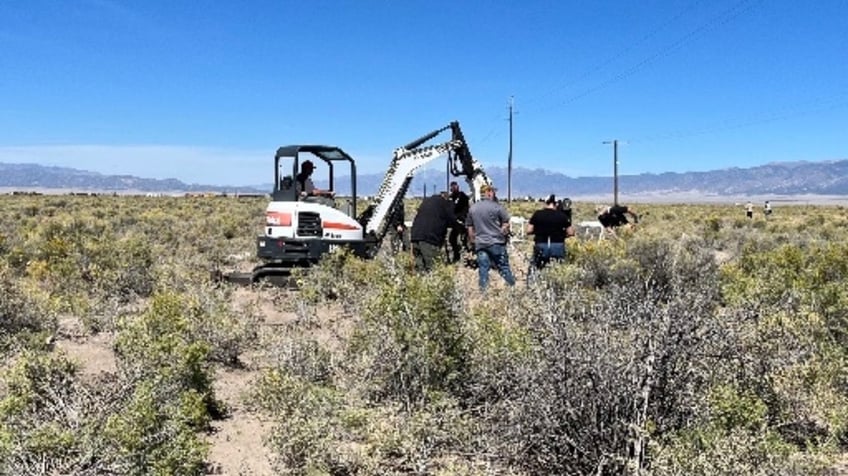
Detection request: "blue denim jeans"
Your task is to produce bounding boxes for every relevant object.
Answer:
[528,242,566,285]
[476,244,516,291]
[532,242,565,270]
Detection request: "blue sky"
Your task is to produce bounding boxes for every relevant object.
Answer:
[1,0,846,186]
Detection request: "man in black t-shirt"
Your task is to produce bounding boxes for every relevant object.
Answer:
[388,201,409,253]
[597,204,638,230]
[527,194,574,272]
[448,181,470,263]
[410,193,457,272]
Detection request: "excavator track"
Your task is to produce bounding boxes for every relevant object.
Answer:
[212,263,300,288]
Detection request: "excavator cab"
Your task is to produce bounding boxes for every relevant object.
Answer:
[272,145,358,218]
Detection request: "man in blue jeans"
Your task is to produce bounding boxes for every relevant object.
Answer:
[526,194,574,282]
[466,184,516,291]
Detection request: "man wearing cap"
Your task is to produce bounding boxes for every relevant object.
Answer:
[410,192,456,273]
[526,194,574,281]
[466,184,516,291]
[296,160,336,206]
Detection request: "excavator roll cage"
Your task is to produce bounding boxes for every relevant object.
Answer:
[272,144,359,216]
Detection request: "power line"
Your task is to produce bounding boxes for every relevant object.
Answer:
[475,118,503,145]
[526,0,762,115]
[627,93,848,144]
[471,2,716,151]
[475,0,762,158]
[522,0,705,111]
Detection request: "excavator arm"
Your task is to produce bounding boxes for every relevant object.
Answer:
[445,121,492,202]
[361,121,492,242]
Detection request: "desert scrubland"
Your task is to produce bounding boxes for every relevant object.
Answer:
[2,194,848,475]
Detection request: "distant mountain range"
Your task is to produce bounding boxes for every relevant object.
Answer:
[2,159,848,198]
[0,163,263,194]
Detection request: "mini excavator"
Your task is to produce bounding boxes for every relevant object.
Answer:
[219,121,492,285]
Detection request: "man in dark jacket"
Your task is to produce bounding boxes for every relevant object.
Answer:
[448,181,470,263]
[410,193,456,272]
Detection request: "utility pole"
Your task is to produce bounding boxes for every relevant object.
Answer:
[507,96,514,203]
[603,140,620,205]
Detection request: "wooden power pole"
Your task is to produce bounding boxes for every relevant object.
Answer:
[603,139,620,205]
[507,96,514,202]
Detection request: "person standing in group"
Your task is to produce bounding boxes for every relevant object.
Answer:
[410,192,456,273]
[745,201,754,219]
[527,194,574,279]
[448,181,470,263]
[764,200,773,219]
[388,201,409,253]
[466,184,516,291]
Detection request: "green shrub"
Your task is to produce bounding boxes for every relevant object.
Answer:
[0,351,81,474]
[708,384,768,432]
[479,237,727,475]
[251,370,476,476]
[0,264,56,356]
[103,382,209,476]
[650,426,830,476]
[115,291,223,420]
[0,350,209,475]
[348,264,467,406]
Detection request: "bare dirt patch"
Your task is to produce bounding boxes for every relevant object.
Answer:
[50,302,278,475]
[55,328,118,378]
[207,366,275,476]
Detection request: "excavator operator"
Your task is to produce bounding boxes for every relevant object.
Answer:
[296,160,335,206]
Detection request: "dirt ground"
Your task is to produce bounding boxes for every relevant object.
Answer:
[53,272,848,476]
[58,336,275,475]
[54,291,288,476]
[48,264,514,476]
[206,366,274,475]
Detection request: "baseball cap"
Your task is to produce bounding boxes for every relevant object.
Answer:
[302,160,316,169]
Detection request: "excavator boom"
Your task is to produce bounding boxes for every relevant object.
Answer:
[363,121,492,243]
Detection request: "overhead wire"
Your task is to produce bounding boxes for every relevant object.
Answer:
[526,0,763,115]
[627,92,848,144]
[521,0,706,111]
[472,0,765,157]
